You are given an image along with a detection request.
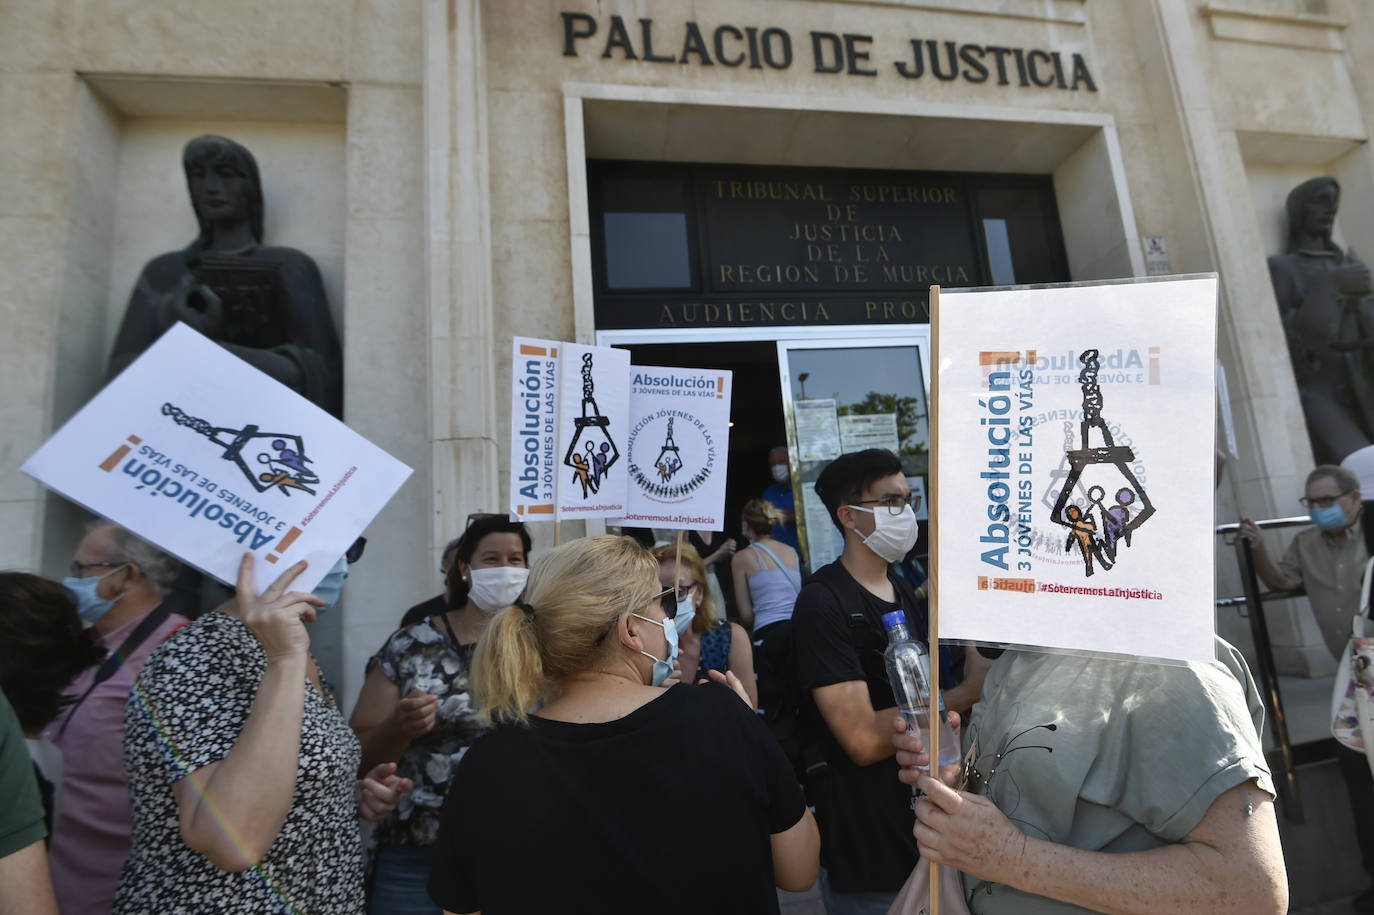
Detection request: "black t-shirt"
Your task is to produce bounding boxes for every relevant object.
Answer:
[792,560,919,893]
[400,593,447,628]
[429,682,806,914]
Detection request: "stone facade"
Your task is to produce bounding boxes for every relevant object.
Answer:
[2,0,1370,702]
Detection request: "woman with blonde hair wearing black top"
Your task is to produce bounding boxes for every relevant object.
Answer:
[428,535,818,915]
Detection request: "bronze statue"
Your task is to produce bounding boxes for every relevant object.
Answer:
[109,135,343,416]
[1268,176,1374,464]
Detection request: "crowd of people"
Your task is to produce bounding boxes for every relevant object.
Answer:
[0,445,1294,914]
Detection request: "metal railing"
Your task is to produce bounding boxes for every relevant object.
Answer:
[1214,515,1312,823]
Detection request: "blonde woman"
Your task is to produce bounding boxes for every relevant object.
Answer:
[428,536,819,915]
[650,542,757,708]
[733,499,803,745]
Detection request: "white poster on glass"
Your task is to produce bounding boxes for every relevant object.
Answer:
[795,399,842,462]
[21,324,412,593]
[935,276,1217,663]
[614,366,732,530]
[839,412,900,454]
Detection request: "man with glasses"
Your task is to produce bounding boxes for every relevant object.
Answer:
[1241,464,1365,664]
[791,448,927,913]
[1242,463,1374,911]
[43,523,184,915]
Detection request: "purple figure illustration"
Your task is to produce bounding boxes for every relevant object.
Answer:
[270,438,310,473]
[593,441,611,484]
[1103,487,1136,559]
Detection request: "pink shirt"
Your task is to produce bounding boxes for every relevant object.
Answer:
[42,606,186,915]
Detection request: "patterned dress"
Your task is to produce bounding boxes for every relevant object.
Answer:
[116,612,364,914]
[369,617,491,848]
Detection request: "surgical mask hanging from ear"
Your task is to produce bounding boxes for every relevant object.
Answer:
[311,557,350,613]
[631,611,679,686]
[673,597,696,636]
[848,504,919,564]
[62,566,128,627]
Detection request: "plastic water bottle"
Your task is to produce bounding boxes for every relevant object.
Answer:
[881,610,960,770]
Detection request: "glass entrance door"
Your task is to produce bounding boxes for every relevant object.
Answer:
[777,330,931,573]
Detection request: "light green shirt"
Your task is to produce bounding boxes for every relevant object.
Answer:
[1278,525,1367,660]
[966,639,1273,915]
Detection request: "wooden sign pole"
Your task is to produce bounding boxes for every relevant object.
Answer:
[928,285,942,915]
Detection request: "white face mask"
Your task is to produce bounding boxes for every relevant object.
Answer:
[467,566,530,613]
[770,464,790,483]
[847,504,919,563]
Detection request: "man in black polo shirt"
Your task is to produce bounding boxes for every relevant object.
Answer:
[792,449,922,913]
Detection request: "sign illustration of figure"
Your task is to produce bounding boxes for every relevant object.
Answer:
[1051,350,1154,576]
[563,352,620,498]
[654,417,683,483]
[1064,504,1112,576]
[570,450,595,498]
[162,402,319,497]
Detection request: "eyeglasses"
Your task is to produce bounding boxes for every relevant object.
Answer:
[68,560,129,578]
[593,586,678,648]
[1300,491,1353,509]
[666,582,697,604]
[855,492,922,515]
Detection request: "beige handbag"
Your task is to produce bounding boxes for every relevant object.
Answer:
[886,859,973,915]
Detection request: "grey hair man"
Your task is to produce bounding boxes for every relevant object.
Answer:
[42,522,186,915]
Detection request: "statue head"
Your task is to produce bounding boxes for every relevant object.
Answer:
[182,135,264,260]
[1284,176,1341,255]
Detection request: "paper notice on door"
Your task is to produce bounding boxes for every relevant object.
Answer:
[839,412,900,454]
[795,399,841,463]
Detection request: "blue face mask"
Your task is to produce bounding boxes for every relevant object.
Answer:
[311,557,350,613]
[1310,502,1349,532]
[62,567,127,627]
[673,597,696,636]
[631,611,680,686]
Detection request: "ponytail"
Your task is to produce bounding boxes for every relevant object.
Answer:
[741,499,785,537]
[470,535,659,725]
[471,604,544,724]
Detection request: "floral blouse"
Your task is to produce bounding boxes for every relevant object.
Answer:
[369,617,491,847]
[117,612,364,914]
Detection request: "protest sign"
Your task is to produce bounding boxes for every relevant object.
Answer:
[934,276,1218,663]
[556,342,631,518]
[614,366,732,530]
[22,323,412,593]
[508,337,561,520]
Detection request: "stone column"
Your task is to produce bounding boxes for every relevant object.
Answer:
[425,0,500,562]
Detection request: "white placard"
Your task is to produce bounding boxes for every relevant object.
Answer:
[614,366,732,530]
[935,276,1217,663]
[508,337,561,520]
[22,324,412,593]
[556,343,631,518]
[839,412,900,454]
[795,399,841,462]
